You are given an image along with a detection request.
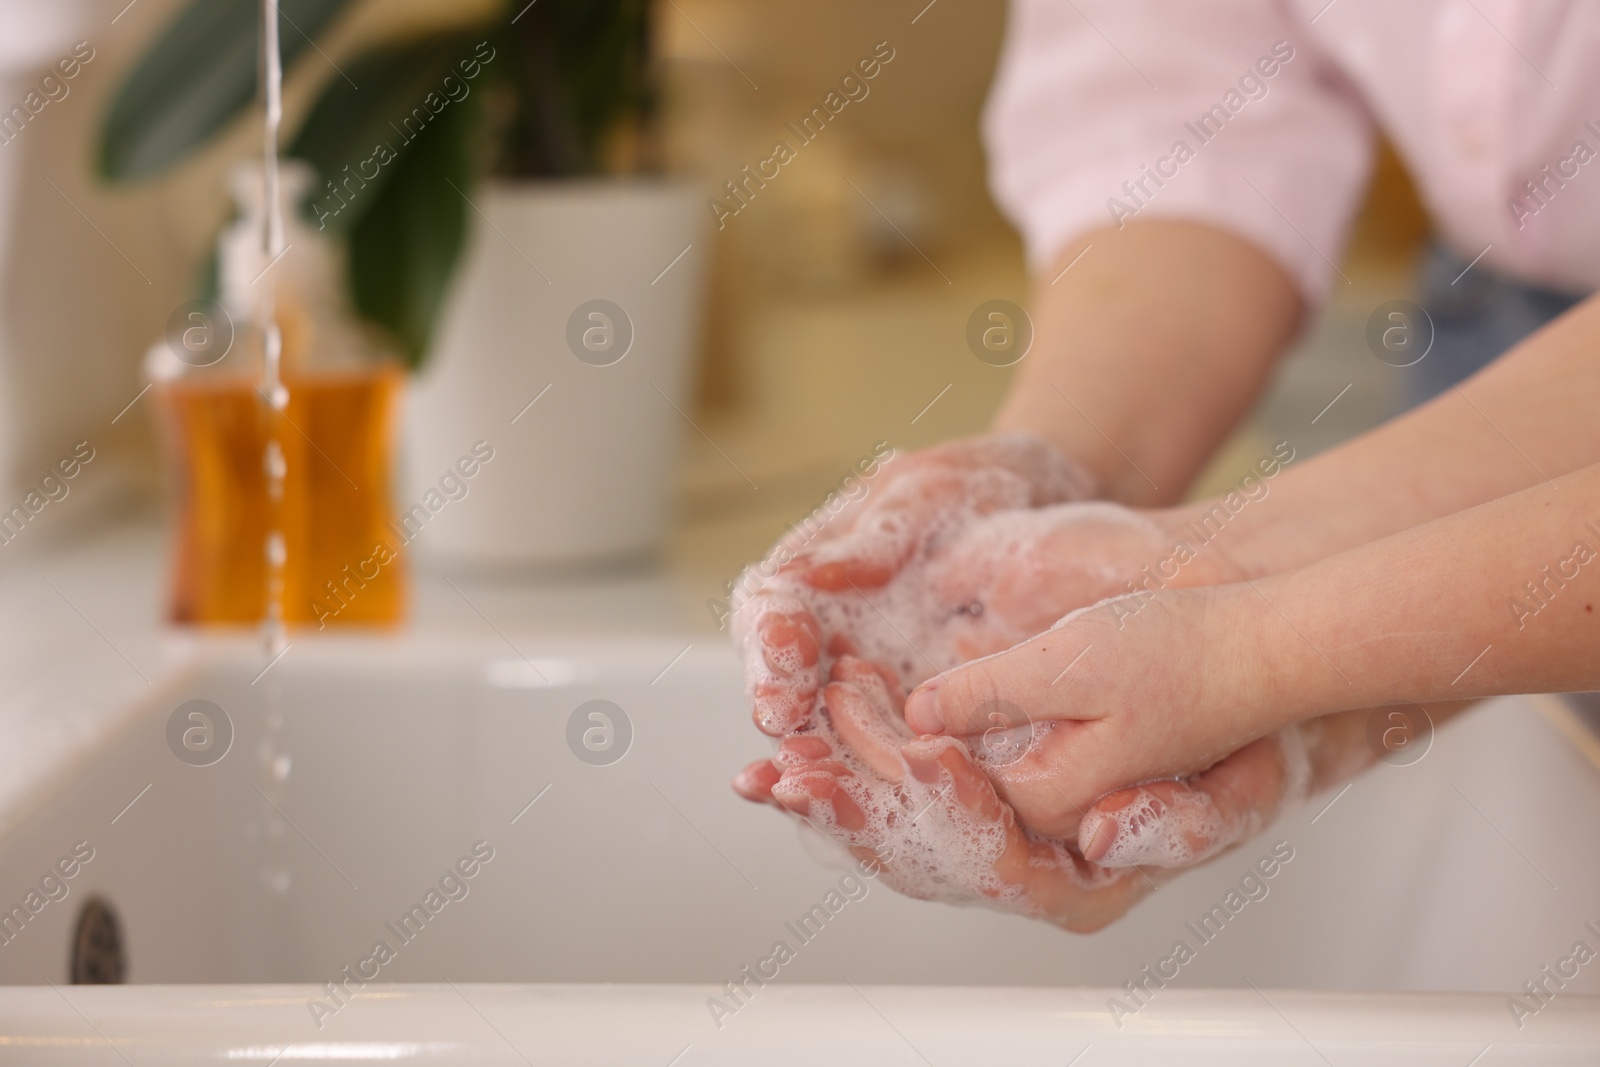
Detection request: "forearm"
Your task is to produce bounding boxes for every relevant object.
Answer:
[1231,461,1600,731]
[1199,290,1600,577]
[993,220,1302,507]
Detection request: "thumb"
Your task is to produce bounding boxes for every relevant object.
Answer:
[1078,730,1306,868]
[904,613,1108,735]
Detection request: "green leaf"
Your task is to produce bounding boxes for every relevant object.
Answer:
[99,0,356,181]
[345,87,479,369]
[493,0,654,176]
[288,35,480,234]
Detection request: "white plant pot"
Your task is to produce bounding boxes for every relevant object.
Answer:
[403,179,706,570]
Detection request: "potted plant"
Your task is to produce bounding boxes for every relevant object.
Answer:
[101,0,706,569]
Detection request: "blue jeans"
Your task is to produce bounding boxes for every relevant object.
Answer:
[1409,244,1587,407]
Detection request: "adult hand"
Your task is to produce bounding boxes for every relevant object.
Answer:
[729,442,1297,930]
[731,433,1095,737]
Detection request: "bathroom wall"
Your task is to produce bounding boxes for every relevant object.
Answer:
[0,0,1430,591]
[0,0,174,545]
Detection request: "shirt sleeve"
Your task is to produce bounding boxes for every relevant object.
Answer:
[982,0,1375,307]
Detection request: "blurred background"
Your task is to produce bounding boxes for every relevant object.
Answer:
[0,0,1429,631]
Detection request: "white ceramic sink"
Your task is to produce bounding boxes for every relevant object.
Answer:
[1,636,1597,1062]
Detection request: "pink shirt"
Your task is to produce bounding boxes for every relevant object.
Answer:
[983,0,1600,304]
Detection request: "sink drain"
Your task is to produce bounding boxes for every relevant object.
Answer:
[70,897,125,984]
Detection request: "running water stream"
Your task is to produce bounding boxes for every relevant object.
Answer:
[260,0,289,658]
[257,0,294,926]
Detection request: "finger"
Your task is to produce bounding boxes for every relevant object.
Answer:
[798,467,1028,592]
[777,433,1091,592]
[1078,732,1297,868]
[824,675,912,783]
[825,656,909,738]
[824,682,904,782]
[802,557,898,592]
[772,734,834,769]
[762,732,1152,931]
[745,604,823,736]
[794,475,951,591]
[901,735,1030,891]
[902,736,1057,895]
[771,768,868,832]
[901,736,1003,822]
[796,476,953,591]
[903,613,1107,735]
[1076,782,1227,869]
[829,653,906,705]
[758,608,821,677]
[731,758,782,804]
[901,736,1148,930]
[903,583,1202,737]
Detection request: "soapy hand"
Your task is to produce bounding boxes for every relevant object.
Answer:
[734,653,1151,930]
[729,435,1306,928]
[731,434,1096,738]
[900,583,1323,862]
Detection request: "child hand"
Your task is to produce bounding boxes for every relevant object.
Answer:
[901,584,1310,851]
